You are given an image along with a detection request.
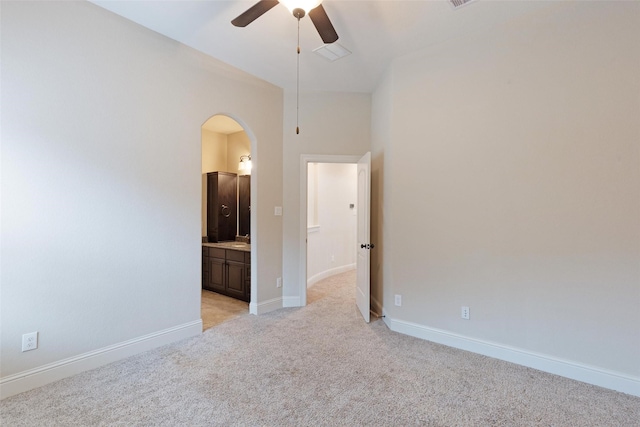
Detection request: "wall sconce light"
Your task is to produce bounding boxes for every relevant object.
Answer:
[238,155,252,175]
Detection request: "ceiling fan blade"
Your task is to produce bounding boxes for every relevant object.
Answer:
[231,0,280,27]
[308,4,339,44]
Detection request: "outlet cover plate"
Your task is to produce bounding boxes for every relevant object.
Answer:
[22,332,38,352]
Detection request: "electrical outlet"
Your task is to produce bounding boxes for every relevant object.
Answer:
[22,332,38,352]
[461,306,470,320]
[394,294,402,306]
[276,277,282,288]
[331,255,335,262]
[274,206,282,216]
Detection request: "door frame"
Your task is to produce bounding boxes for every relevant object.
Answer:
[298,154,362,306]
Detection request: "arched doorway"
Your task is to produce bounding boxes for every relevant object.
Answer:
[200,114,253,330]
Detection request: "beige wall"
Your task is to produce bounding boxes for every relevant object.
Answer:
[1,0,282,396]
[227,131,251,175]
[372,1,639,390]
[201,129,227,173]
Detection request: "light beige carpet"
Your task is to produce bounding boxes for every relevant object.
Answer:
[1,270,638,426]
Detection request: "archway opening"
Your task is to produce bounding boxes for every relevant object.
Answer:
[200,114,253,330]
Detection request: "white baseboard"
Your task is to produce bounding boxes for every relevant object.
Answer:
[307,264,355,288]
[0,320,202,400]
[385,316,640,397]
[249,297,282,315]
[282,296,301,308]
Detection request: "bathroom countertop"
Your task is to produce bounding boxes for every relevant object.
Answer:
[202,241,251,252]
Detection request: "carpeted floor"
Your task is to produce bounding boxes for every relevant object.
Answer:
[1,270,638,426]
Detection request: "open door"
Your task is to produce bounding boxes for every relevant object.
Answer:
[356,152,371,323]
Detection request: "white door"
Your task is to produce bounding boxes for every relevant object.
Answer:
[356,152,371,323]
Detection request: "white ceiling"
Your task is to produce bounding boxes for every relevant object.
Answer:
[91,0,561,93]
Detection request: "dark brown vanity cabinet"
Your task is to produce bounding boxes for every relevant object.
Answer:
[202,247,250,302]
[225,249,246,300]
[238,175,250,237]
[202,247,225,294]
[206,172,237,242]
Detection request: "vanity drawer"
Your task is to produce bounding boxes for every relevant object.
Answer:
[226,249,245,263]
[208,247,225,259]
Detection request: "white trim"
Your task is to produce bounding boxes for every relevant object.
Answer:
[249,297,282,315]
[299,154,363,307]
[384,316,640,397]
[283,296,301,307]
[0,320,202,400]
[382,307,392,329]
[307,264,355,288]
[307,225,320,233]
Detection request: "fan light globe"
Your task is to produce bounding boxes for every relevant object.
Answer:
[280,0,322,14]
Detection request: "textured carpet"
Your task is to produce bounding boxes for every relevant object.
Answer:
[1,270,638,426]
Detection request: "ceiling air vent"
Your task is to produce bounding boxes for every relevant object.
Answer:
[449,0,476,9]
[313,42,352,62]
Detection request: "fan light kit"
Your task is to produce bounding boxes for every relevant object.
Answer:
[279,0,322,15]
[232,0,339,135]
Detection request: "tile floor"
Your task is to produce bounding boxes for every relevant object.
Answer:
[201,290,248,331]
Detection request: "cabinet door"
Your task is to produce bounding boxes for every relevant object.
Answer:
[218,173,238,242]
[238,175,250,237]
[202,248,210,288]
[244,265,251,301]
[206,172,238,242]
[206,173,219,242]
[206,257,226,294]
[226,260,246,300]
[244,253,251,301]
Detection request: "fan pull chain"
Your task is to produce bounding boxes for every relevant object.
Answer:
[296,15,301,135]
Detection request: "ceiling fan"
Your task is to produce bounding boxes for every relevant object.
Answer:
[231,0,339,44]
[232,0,339,135]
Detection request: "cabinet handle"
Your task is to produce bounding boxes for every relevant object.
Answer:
[221,204,231,218]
